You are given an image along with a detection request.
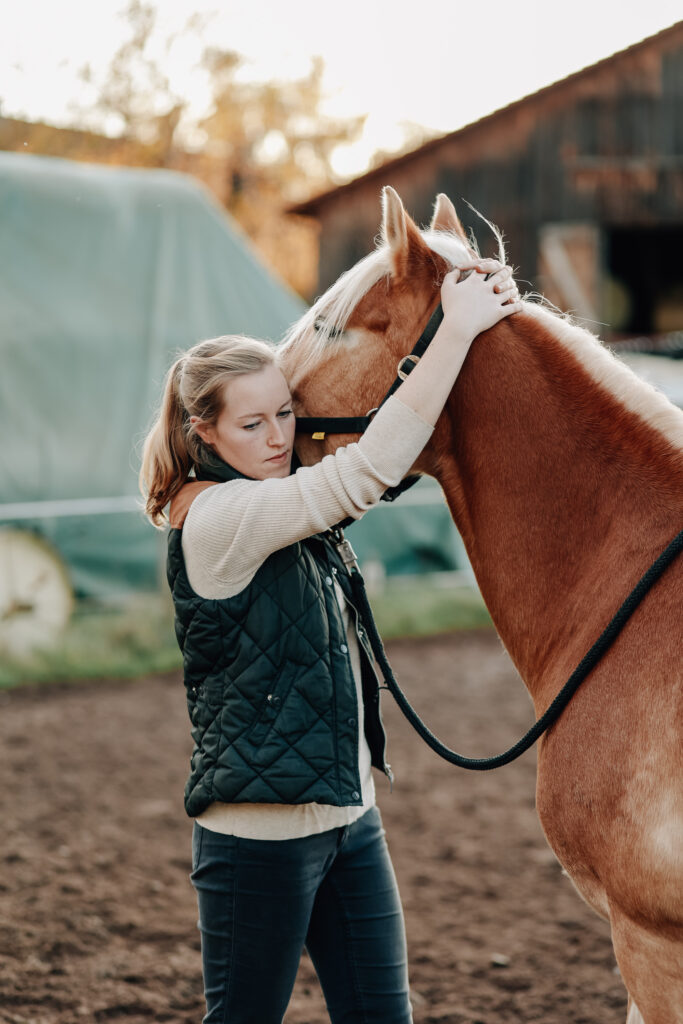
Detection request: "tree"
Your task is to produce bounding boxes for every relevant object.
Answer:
[199,51,364,206]
[195,50,365,295]
[77,0,187,166]
[8,1,367,295]
[75,1,364,203]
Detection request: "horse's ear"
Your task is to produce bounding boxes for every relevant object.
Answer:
[430,193,468,242]
[381,185,426,276]
[381,186,408,251]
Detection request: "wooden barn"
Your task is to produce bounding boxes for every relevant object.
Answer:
[291,21,683,345]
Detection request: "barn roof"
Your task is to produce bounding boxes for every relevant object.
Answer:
[291,20,683,216]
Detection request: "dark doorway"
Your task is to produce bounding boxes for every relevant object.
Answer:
[606,227,683,335]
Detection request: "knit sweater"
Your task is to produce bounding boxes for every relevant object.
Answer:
[180,395,433,839]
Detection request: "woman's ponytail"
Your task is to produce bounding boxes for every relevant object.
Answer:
[139,357,193,527]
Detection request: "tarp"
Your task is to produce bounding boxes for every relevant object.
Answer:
[0,153,306,598]
[0,153,467,600]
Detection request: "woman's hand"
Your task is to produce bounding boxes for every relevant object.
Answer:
[391,259,521,426]
[440,259,521,344]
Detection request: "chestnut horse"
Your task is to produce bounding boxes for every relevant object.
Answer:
[278,187,683,1023]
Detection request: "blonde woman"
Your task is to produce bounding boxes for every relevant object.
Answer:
[140,260,520,1024]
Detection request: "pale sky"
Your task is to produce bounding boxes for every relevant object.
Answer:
[3,0,682,177]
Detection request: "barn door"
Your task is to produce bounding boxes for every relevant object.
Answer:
[537,223,601,323]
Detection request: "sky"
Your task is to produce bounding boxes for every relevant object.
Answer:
[3,0,682,177]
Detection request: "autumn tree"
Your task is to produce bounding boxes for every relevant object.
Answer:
[1,0,364,295]
[199,50,364,206]
[69,1,365,294]
[76,0,189,166]
[195,49,364,293]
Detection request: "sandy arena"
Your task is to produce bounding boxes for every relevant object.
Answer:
[0,631,627,1023]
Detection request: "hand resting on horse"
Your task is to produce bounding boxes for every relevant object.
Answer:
[395,258,520,426]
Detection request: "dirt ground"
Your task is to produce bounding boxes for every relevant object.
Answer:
[0,631,628,1024]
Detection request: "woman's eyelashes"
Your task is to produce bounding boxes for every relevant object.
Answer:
[243,409,293,431]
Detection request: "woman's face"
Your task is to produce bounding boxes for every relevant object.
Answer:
[192,364,296,479]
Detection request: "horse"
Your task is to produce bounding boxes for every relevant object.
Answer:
[278,186,683,1024]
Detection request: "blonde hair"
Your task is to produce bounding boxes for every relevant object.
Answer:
[139,335,275,527]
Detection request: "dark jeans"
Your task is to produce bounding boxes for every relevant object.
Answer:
[190,806,413,1024]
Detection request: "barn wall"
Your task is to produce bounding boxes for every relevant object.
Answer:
[305,26,683,333]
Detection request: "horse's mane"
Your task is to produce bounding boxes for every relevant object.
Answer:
[524,302,683,451]
[279,229,473,370]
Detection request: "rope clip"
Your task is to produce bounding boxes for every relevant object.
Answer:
[335,536,360,574]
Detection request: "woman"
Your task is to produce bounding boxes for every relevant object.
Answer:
[140,260,520,1024]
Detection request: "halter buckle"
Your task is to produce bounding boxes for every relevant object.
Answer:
[397,354,420,381]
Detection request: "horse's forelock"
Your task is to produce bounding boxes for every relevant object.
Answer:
[422,228,480,266]
[279,229,472,371]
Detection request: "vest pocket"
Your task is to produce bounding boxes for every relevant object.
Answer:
[246,664,296,747]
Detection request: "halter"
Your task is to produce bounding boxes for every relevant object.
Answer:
[295,303,444,502]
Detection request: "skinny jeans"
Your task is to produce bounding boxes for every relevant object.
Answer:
[190,806,412,1024]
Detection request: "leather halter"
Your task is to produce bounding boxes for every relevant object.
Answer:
[294,302,444,502]
[295,302,444,440]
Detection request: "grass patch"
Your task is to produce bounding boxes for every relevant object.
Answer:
[0,594,181,690]
[368,577,492,639]
[0,579,491,690]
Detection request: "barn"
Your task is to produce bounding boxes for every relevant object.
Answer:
[292,21,683,347]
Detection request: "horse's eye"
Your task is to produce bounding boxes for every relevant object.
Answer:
[314,318,343,340]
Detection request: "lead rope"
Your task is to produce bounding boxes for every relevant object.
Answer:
[334,528,683,771]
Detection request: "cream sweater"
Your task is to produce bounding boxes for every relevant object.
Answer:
[181,395,433,839]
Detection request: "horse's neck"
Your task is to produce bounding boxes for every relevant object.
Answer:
[430,312,683,704]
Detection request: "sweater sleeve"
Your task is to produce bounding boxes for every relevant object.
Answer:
[181,395,433,599]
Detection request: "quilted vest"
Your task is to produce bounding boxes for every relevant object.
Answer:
[167,455,391,818]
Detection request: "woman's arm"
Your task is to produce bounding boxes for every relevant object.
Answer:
[181,396,433,598]
[181,261,519,598]
[392,261,519,424]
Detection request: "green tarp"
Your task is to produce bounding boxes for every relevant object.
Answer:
[0,153,466,601]
[0,153,307,597]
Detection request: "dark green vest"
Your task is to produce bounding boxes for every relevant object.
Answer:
[167,455,391,818]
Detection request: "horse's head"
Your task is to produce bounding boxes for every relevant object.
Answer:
[279,187,479,469]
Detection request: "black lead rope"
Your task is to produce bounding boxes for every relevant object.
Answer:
[340,528,683,770]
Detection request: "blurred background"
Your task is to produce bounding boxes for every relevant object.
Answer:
[1,0,682,680]
[1,8,682,1022]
